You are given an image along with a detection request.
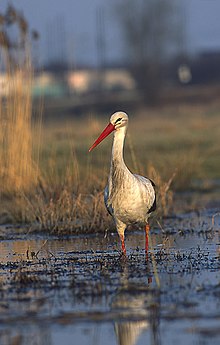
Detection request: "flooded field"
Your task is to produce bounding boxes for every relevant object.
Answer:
[0,202,219,345]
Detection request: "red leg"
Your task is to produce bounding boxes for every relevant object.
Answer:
[120,234,126,255]
[145,224,150,253]
[145,224,152,283]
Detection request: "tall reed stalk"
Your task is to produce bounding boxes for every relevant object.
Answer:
[0,52,37,194]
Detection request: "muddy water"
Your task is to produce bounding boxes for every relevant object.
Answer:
[0,209,220,345]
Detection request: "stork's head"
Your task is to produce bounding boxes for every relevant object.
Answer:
[110,111,128,130]
[89,111,129,152]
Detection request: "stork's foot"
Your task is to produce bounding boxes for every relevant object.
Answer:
[148,276,153,285]
[120,234,126,256]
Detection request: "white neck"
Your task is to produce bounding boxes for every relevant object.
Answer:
[108,126,129,197]
[111,126,127,170]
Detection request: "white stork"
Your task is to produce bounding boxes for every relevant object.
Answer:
[89,111,156,255]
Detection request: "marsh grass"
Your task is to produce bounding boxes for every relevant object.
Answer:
[147,163,176,217]
[0,56,38,195]
[3,142,111,232]
[24,188,111,234]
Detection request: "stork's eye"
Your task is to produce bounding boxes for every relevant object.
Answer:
[115,118,122,124]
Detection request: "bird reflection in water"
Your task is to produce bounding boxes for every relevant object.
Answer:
[111,259,160,345]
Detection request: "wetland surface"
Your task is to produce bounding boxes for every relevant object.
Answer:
[0,200,220,345]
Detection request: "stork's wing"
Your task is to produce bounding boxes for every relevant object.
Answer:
[104,185,114,216]
[134,175,156,214]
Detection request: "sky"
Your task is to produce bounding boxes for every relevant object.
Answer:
[1,0,220,67]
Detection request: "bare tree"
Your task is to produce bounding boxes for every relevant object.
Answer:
[0,4,39,71]
[115,0,184,103]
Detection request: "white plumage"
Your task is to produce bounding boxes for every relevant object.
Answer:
[89,111,156,255]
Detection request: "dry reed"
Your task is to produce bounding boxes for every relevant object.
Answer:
[0,52,38,197]
[147,163,176,217]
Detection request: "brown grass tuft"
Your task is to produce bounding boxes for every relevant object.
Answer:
[22,187,111,234]
[148,163,176,217]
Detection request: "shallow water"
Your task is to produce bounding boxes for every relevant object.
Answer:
[0,209,220,345]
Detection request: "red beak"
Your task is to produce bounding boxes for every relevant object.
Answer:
[89,122,115,152]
